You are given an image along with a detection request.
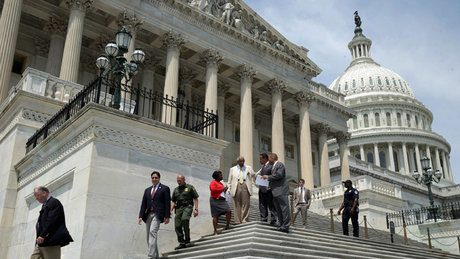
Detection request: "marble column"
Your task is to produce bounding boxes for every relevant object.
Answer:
[44,16,67,76]
[162,30,184,125]
[267,78,287,163]
[373,143,380,167]
[425,145,433,168]
[434,148,441,173]
[447,155,453,181]
[0,0,23,102]
[296,91,314,188]
[441,151,448,179]
[201,49,223,134]
[388,142,395,171]
[59,0,93,83]
[402,142,410,174]
[217,83,230,140]
[316,123,330,186]
[359,144,365,161]
[336,132,351,181]
[238,65,256,167]
[415,143,422,172]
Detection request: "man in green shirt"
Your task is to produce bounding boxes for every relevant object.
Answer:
[171,175,199,250]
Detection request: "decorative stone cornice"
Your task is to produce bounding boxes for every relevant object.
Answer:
[162,30,185,50]
[65,0,93,11]
[217,82,230,97]
[44,16,67,36]
[266,78,287,95]
[200,49,223,67]
[314,123,330,135]
[237,64,256,82]
[35,38,49,57]
[117,9,144,34]
[295,90,314,107]
[336,132,351,144]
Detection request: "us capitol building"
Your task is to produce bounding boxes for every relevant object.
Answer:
[0,0,458,258]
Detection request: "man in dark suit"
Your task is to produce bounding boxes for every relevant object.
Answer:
[138,171,171,259]
[31,186,73,259]
[263,153,290,233]
[257,153,277,225]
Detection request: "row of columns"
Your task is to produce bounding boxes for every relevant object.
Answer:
[354,142,452,180]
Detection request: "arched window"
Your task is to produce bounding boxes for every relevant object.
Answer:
[397,113,402,126]
[386,112,392,126]
[338,86,341,93]
[393,151,399,172]
[413,152,418,171]
[367,153,374,163]
[363,114,369,128]
[352,79,356,89]
[369,77,373,86]
[377,77,382,86]
[393,78,397,87]
[422,118,425,129]
[361,78,364,87]
[375,113,380,127]
[345,82,348,90]
[406,114,411,127]
[415,116,419,128]
[385,77,390,86]
[353,116,358,129]
[379,151,386,168]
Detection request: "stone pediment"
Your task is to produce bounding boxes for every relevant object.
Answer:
[154,0,321,77]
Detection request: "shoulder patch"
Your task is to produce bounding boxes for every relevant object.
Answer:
[354,190,358,194]
[185,188,189,192]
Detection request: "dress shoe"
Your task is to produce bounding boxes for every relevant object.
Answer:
[281,228,289,233]
[270,221,277,226]
[174,244,186,250]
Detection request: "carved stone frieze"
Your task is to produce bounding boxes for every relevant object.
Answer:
[295,90,315,107]
[44,16,67,36]
[237,64,256,82]
[117,9,144,33]
[65,0,93,11]
[266,78,287,95]
[23,109,52,124]
[200,49,223,67]
[162,30,185,50]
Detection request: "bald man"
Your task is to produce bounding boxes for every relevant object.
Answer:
[170,175,199,250]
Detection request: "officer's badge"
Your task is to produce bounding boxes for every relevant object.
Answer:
[185,188,189,191]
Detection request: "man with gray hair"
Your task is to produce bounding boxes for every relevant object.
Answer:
[31,186,73,259]
[228,156,256,224]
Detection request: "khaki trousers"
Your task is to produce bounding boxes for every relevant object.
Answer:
[233,182,250,224]
[30,244,60,259]
[292,204,308,227]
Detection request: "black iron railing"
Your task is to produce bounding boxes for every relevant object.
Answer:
[26,76,218,153]
[386,202,460,228]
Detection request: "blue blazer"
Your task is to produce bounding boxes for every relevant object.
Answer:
[139,183,171,223]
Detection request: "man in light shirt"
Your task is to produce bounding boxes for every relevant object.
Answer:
[228,156,256,224]
[291,179,311,228]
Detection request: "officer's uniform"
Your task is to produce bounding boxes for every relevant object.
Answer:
[171,184,199,245]
[342,187,359,237]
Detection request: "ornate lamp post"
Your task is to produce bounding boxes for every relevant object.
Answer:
[95,26,145,109]
[412,156,442,220]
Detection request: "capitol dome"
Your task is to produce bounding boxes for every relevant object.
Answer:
[327,15,454,183]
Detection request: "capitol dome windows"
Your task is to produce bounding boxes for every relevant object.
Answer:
[363,114,369,128]
[353,116,358,129]
[385,77,390,86]
[415,116,419,128]
[361,78,365,87]
[406,114,411,127]
[377,76,382,86]
[367,152,374,163]
[352,79,356,89]
[379,151,386,168]
[345,82,348,90]
[369,77,373,86]
[375,113,380,126]
[397,113,402,126]
[386,112,392,126]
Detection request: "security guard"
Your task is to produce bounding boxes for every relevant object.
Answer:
[171,175,199,250]
[337,179,359,237]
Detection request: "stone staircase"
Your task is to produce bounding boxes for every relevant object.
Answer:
[163,199,457,258]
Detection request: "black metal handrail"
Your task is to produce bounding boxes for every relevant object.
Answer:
[386,202,460,228]
[26,76,218,153]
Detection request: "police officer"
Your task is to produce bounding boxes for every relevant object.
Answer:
[171,175,199,250]
[337,179,359,237]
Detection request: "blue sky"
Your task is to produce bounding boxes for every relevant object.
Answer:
[245,0,460,183]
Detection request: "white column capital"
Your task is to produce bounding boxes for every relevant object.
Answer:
[266,78,287,95]
[237,64,257,83]
[162,30,185,51]
[200,49,223,68]
[314,123,330,136]
[65,0,93,11]
[336,132,351,145]
[295,90,314,108]
[44,15,67,36]
[117,9,144,34]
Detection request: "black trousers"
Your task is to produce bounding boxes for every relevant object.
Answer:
[342,207,359,237]
[258,189,277,222]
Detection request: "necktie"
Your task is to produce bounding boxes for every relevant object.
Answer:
[261,164,265,172]
[239,168,244,184]
[150,186,157,211]
[300,187,304,203]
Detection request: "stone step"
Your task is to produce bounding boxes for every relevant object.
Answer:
[192,222,453,259]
